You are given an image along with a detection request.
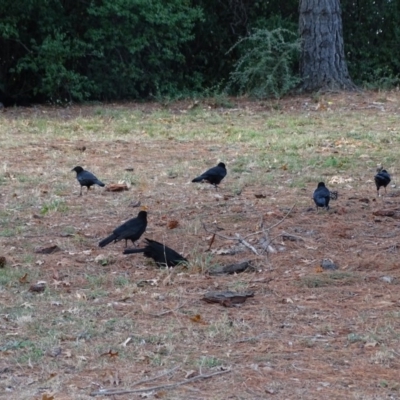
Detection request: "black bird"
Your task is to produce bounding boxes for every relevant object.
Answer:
[123,238,187,268]
[313,182,331,210]
[99,210,147,248]
[192,162,227,188]
[72,166,105,196]
[374,168,391,196]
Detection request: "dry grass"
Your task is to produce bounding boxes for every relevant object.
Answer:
[1,91,400,399]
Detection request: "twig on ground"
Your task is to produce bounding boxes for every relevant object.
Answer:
[265,204,296,231]
[207,233,216,251]
[202,223,259,255]
[146,304,184,317]
[202,204,296,256]
[89,368,231,397]
[235,233,259,255]
[130,365,180,387]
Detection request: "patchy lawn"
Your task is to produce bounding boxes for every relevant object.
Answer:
[1,91,400,399]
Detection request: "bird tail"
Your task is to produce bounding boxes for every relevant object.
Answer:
[192,175,204,183]
[123,248,146,255]
[99,234,117,247]
[96,180,105,187]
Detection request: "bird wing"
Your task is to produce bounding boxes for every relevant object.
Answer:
[207,166,226,178]
[78,170,98,185]
[114,218,146,240]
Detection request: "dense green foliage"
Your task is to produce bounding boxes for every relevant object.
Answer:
[0,0,398,104]
[342,0,400,88]
[0,0,202,103]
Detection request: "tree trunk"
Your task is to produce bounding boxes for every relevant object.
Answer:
[299,0,356,91]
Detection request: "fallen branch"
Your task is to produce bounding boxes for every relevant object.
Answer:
[202,224,259,255]
[202,204,296,256]
[89,369,231,397]
[129,365,180,387]
[235,233,259,255]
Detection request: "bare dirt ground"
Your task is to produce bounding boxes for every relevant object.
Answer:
[1,92,400,399]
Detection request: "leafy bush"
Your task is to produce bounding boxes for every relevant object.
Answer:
[0,0,203,103]
[227,28,300,99]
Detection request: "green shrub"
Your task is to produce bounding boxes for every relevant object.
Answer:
[227,28,300,99]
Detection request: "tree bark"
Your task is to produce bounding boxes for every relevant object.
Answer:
[299,0,356,91]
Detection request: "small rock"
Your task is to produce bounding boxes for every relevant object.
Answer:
[321,258,338,270]
[380,276,394,284]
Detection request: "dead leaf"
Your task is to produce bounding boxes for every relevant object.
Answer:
[56,258,70,267]
[208,260,252,275]
[373,210,395,217]
[254,193,266,198]
[35,245,61,254]
[62,349,72,358]
[75,144,86,152]
[0,256,6,268]
[137,279,158,287]
[167,220,179,229]
[190,314,206,324]
[29,281,46,293]
[184,370,197,379]
[42,394,55,400]
[19,273,29,284]
[75,292,87,300]
[203,291,254,307]
[105,183,129,192]
[210,248,236,255]
[106,370,120,386]
[47,347,62,357]
[101,349,119,358]
[53,279,71,288]
[129,200,141,207]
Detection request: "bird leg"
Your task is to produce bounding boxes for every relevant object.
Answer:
[79,187,83,196]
